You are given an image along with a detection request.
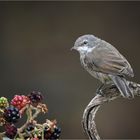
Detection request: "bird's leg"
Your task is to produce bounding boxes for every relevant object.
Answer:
[109,84,116,89]
[96,83,105,96]
[96,83,117,96]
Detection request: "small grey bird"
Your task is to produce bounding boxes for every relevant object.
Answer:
[71,34,134,98]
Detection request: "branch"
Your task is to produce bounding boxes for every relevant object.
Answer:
[82,81,140,140]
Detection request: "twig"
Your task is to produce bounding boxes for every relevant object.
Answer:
[18,106,41,133]
[82,80,140,140]
[0,132,5,140]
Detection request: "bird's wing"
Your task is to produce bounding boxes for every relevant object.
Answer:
[85,41,134,77]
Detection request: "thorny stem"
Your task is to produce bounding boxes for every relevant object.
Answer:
[42,125,45,140]
[82,80,140,140]
[28,105,32,121]
[0,110,4,114]
[0,132,5,140]
[18,105,41,133]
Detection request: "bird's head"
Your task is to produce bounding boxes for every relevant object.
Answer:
[71,34,100,54]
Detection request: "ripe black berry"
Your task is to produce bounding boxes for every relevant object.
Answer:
[54,127,61,134]
[26,123,34,131]
[28,91,43,105]
[43,126,51,139]
[5,123,17,139]
[50,127,61,139]
[3,106,20,123]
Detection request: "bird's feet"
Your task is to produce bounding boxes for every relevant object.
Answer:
[96,84,105,96]
[96,83,116,96]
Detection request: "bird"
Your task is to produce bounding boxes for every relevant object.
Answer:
[71,34,134,98]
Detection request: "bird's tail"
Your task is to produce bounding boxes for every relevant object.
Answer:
[110,75,134,98]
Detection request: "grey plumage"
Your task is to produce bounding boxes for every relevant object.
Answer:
[72,34,134,98]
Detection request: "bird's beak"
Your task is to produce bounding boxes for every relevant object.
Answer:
[71,46,76,51]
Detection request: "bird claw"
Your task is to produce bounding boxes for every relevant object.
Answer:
[96,84,105,96]
[96,89,104,96]
[96,83,116,96]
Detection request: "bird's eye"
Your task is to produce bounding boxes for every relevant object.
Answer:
[83,40,88,45]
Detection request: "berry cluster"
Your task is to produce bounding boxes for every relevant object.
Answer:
[51,127,61,139]
[5,123,17,139]
[26,123,35,132]
[44,126,61,139]
[0,97,9,108]
[24,120,61,140]
[11,95,30,110]
[3,106,20,123]
[0,91,61,140]
[28,91,43,106]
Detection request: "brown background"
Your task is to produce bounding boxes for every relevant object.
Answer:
[0,1,140,139]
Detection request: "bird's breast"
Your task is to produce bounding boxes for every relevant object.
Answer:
[80,55,111,83]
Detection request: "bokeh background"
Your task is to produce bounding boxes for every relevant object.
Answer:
[0,1,140,139]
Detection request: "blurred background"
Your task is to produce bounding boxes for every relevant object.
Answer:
[0,1,140,139]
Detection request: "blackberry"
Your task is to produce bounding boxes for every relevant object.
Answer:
[54,127,61,134]
[0,97,9,108]
[26,123,34,131]
[50,127,61,139]
[43,126,52,139]
[4,106,20,123]
[44,126,61,139]
[28,91,43,105]
[50,133,60,139]
[5,123,17,139]
[11,95,30,110]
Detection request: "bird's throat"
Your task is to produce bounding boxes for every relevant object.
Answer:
[78,46,94,55]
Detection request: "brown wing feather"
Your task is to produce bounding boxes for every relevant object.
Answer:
[85,41,134,77]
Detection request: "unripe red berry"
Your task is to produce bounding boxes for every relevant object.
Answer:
[11,95,30,110]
